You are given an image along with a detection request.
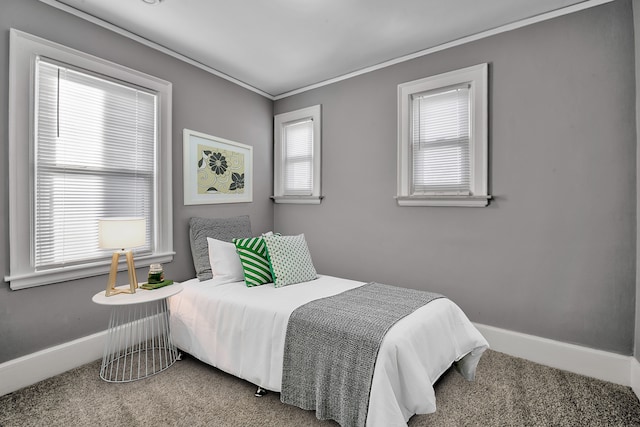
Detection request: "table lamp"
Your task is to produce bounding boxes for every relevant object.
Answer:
[98,217,146,297]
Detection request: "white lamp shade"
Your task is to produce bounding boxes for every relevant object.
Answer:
[98,217,146,249]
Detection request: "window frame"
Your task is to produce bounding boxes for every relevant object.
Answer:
[397,63,490,207]
[6,29,174,290]
[272,105,322,204]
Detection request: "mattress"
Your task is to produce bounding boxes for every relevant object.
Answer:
[168,275,488,427]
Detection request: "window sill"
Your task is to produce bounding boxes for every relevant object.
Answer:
[5,251,175,290]
[271,196,324,205]
[396,195,491,207]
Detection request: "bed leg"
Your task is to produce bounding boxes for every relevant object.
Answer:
[254,386,268,397]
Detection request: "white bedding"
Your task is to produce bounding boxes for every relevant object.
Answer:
[168,275,489,427]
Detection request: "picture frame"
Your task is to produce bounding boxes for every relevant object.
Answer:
[183,129,253,205]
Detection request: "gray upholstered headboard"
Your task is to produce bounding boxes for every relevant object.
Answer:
[189,215,252,281]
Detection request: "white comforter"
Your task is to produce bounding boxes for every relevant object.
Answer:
[168,275,488,427]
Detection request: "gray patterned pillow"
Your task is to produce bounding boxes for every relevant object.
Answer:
[263,234,317,288]
[189,216,252,281]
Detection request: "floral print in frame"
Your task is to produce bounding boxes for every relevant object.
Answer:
[197,145,245,195]
[183,129,253,205]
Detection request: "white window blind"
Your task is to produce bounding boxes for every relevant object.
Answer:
[273,104,321,204]
[283,119,314,195]
[34,57,155,269]
[411,84,470,195]
[397,64,489,207]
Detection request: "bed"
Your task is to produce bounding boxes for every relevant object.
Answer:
[168,216,489,427]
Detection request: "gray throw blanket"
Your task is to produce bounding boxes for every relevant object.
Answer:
[281,282,444,427]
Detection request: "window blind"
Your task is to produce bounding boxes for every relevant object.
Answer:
[283,119,313,195]
[411,84,470,195]
[34,58,156,269]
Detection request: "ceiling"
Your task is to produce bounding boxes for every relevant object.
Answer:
[49,0,597,98]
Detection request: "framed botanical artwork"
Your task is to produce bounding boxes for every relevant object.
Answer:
[183,129,253,205]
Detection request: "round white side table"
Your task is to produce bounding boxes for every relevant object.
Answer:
[92,283,183,382]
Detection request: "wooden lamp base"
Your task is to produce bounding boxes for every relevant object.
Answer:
[105,250,139,297]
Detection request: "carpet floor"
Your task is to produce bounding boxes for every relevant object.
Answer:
[1,349,639,426]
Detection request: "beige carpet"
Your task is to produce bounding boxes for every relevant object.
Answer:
[1,349,639,426]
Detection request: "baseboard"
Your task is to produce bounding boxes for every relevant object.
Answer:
[1,321,636,397]
[0,330,106,397]
[631,357,640,399]
[474,323,631,386]
[0,313,166,397]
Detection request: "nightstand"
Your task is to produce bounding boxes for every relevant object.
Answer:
[92,283,183,382]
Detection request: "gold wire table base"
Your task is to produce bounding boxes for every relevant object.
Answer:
[100,298,179,382]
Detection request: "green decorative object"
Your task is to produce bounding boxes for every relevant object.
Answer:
[148,263,164,284]
[140,279,174,290]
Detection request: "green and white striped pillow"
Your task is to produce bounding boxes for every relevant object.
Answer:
[233,235,273,287]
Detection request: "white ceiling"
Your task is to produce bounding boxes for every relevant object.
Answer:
[50,0,597,98]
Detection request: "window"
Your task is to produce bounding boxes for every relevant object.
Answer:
[273,105,322,204]
[7,29,173,289]
[397,64,490,207]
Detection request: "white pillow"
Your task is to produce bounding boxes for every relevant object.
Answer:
[207,237,244,282]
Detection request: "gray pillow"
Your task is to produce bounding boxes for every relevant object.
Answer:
[189,216,252,281]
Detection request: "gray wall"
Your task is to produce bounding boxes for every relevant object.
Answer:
[274,0,636,354]
[0,0,273,363]
[635,0,640,361]
[1,0,637,364]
